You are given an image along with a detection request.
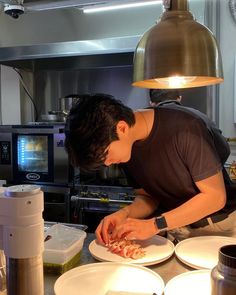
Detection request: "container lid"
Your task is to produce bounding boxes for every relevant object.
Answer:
[219,244,236,268]
[44,224,86,251]
[4,184,41,197]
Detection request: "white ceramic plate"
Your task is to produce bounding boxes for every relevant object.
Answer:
[164,269,211,295]
[89,235,174,266]
[175,236,236,269]
[54,262,165,295]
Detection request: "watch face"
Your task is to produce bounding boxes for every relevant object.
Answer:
[156,216,168,231]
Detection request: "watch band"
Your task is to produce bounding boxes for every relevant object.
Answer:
[155,215,168,233]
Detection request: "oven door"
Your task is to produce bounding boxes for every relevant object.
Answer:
[12,132,54,183]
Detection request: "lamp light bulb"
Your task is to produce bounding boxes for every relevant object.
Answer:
[155,76,197,88]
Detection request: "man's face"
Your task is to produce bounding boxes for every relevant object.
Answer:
[104,139,132,166]
[103,120,133,166]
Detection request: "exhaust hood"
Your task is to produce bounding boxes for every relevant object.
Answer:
[0,1,208,72]
[0,35,141,70]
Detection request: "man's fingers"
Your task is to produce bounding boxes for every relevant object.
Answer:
[95,221,105,245]
[124,233,137,240]
[112,223,136,240]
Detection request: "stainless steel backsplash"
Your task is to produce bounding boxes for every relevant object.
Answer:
[19,65,212,124]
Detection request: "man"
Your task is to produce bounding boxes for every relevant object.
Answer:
[65,93,235,245]
[149,88,182,107]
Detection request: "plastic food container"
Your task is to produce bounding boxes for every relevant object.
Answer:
[43,223,87,274]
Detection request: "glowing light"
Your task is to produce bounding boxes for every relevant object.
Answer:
[83,1,162,13]
[155,76,197,88]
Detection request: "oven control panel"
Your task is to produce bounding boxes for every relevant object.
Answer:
[0,141,11,165]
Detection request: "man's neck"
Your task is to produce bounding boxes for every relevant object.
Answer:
[133,109,154,142]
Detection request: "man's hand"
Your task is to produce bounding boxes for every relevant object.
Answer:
[111,217,158,241]
[95,208,129,245]
[95,190,158,245]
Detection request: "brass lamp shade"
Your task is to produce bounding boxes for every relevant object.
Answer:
[132,0,224,89]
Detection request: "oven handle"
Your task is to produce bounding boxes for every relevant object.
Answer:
[71,196,133,204]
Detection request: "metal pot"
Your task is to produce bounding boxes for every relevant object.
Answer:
[59,94,81,115]
[40,111,67,122]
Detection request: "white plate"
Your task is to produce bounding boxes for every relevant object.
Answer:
[89,235,174,266]
[54,262,165,295]
[164,269,211,295]
[175,236,236,269]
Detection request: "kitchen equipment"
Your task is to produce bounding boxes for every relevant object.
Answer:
[164,269,211,295]
[59,94,81,115]
[211,244,236,295]
[175,236,236,269]
[43,223,87,275]
[41,111,67,122]
[0,184,44,295]
[0,124,72,223]
[89,235,175,266]
[99,164,122,180]
[54,262,165,295]
[0,124,69,186]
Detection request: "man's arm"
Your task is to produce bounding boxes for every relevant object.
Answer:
[111,171,226,241]
[163,170,226,229]
[121,188,158,219]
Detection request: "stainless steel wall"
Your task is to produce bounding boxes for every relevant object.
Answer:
[22,66,149,122]
[19,65,210,124]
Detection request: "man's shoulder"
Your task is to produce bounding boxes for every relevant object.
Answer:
[156,103,213,125]
[155,103,202,120]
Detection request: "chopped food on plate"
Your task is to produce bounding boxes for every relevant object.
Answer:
[106,239,146,259]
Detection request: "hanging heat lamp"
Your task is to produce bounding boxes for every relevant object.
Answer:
[132,0,224,89]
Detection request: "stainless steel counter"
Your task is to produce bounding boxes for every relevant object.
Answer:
[45,233,193,295]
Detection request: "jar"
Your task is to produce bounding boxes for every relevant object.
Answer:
[211,244,236,295]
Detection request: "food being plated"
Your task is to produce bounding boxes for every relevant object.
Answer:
[89,235,175,266]
[106,239,146,259]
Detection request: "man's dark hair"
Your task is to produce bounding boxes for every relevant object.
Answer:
[65,93,135,171]
[149,89,180,104]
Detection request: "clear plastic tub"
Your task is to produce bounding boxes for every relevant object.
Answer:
[43,223,87,274]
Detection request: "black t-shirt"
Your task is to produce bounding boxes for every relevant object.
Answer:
[122,105,230,212]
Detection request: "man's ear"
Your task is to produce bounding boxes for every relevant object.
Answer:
[116,120,129,136]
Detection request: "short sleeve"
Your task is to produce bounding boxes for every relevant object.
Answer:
[177,118,222,182]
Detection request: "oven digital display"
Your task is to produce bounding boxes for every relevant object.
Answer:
[17,135,48,173]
